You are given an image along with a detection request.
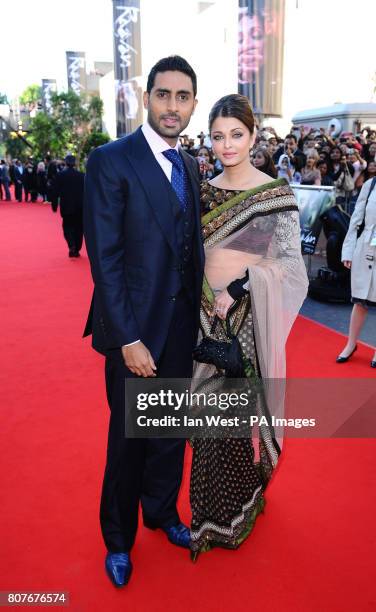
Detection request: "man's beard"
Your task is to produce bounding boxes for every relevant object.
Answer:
[147,110,186,139]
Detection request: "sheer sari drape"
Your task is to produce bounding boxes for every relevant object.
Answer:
[190,179,308,558]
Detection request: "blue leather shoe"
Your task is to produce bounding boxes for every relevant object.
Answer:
[105,552,132,587]
[162,523,191,549]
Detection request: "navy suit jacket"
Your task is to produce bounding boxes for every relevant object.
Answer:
[51,167,85,215]
[83,126,205,358]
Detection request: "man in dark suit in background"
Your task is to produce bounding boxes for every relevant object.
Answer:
[13,159,25,202]
[51,154,84,257]
[83,56,204,588]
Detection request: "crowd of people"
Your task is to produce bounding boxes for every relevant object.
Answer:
[2,125,376,210]
[0,154,85,258]
[178,124,376,211]
[0,155,70,203]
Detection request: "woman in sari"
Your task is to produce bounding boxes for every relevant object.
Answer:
[190,94,308,559]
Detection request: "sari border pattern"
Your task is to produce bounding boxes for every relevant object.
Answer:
[203,188,298,247]
[190,484,263,544]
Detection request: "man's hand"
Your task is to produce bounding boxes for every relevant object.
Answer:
[343,260,352,269]
[121,342,157,377]
[212,289,235,320]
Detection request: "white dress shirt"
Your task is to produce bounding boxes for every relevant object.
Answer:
[124,122,180,348]
[141,120,180,181]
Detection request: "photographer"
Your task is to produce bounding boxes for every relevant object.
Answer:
[348,149,367,185]
[333,153,355,206]
[328,146,354,182]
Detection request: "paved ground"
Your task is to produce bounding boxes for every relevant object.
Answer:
[301,296,376,348]
[301,252,375,348]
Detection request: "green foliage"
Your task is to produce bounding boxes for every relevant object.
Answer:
[5,135,28,160]
[27,112,61,159]
[19,84,42,108]
[27,91,110,165]
[0,92,9,104]
[82,131,110,158]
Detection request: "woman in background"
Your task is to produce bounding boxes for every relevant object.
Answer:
[317,160,334,186]
[252,146,278,178]
[337,177,376,368]
[196,146,215,180]
[36,162,48,202]
[300,148,321,186]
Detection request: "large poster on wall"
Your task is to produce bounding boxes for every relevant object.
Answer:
[112,0,143,137]
[292,185,336,255]
[238,0,285,118]
[66,52,87,96]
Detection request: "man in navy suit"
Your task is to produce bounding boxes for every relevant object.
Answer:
[83,56,204,587]
[51,155,85,257]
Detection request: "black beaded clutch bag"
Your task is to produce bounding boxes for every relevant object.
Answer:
[193,305,245,378]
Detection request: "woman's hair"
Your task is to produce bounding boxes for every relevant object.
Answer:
[197,146,214,164]
[318,151,331,165]
[209,94,255,135]
[252,146,278,179]
[317,160,328,173]
[330,146,342,157]
[365,160,376,178]
[305,148,319,164]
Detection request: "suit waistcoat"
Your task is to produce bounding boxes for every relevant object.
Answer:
[166,173,196,298]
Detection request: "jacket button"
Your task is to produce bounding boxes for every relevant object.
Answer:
[170,295,176,301]
[369,265,372,269]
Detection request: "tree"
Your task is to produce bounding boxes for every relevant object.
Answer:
[0,92,9,105]
[5,135,28,160]
[82,131,110,158]
[19,84,42,110]
[27,91,110,165]
[27,112,61,159]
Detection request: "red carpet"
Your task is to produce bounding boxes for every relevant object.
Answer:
[1,199,375,611]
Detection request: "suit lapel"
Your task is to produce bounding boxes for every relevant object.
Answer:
[126,127,178,256]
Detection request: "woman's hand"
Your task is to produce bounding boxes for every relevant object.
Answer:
[212,289,234,320]
[343,260,352,269]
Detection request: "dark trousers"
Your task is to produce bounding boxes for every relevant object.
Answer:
[25,188,38,203]
[62,213,83,253]
[1,179,11,200]
[100,289,196,552]
[15,181,23,202]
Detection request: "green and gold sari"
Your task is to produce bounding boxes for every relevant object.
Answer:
[190,178,308,559]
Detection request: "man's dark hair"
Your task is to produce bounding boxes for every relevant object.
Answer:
[285,133,297,143]
[146,55,197,97]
